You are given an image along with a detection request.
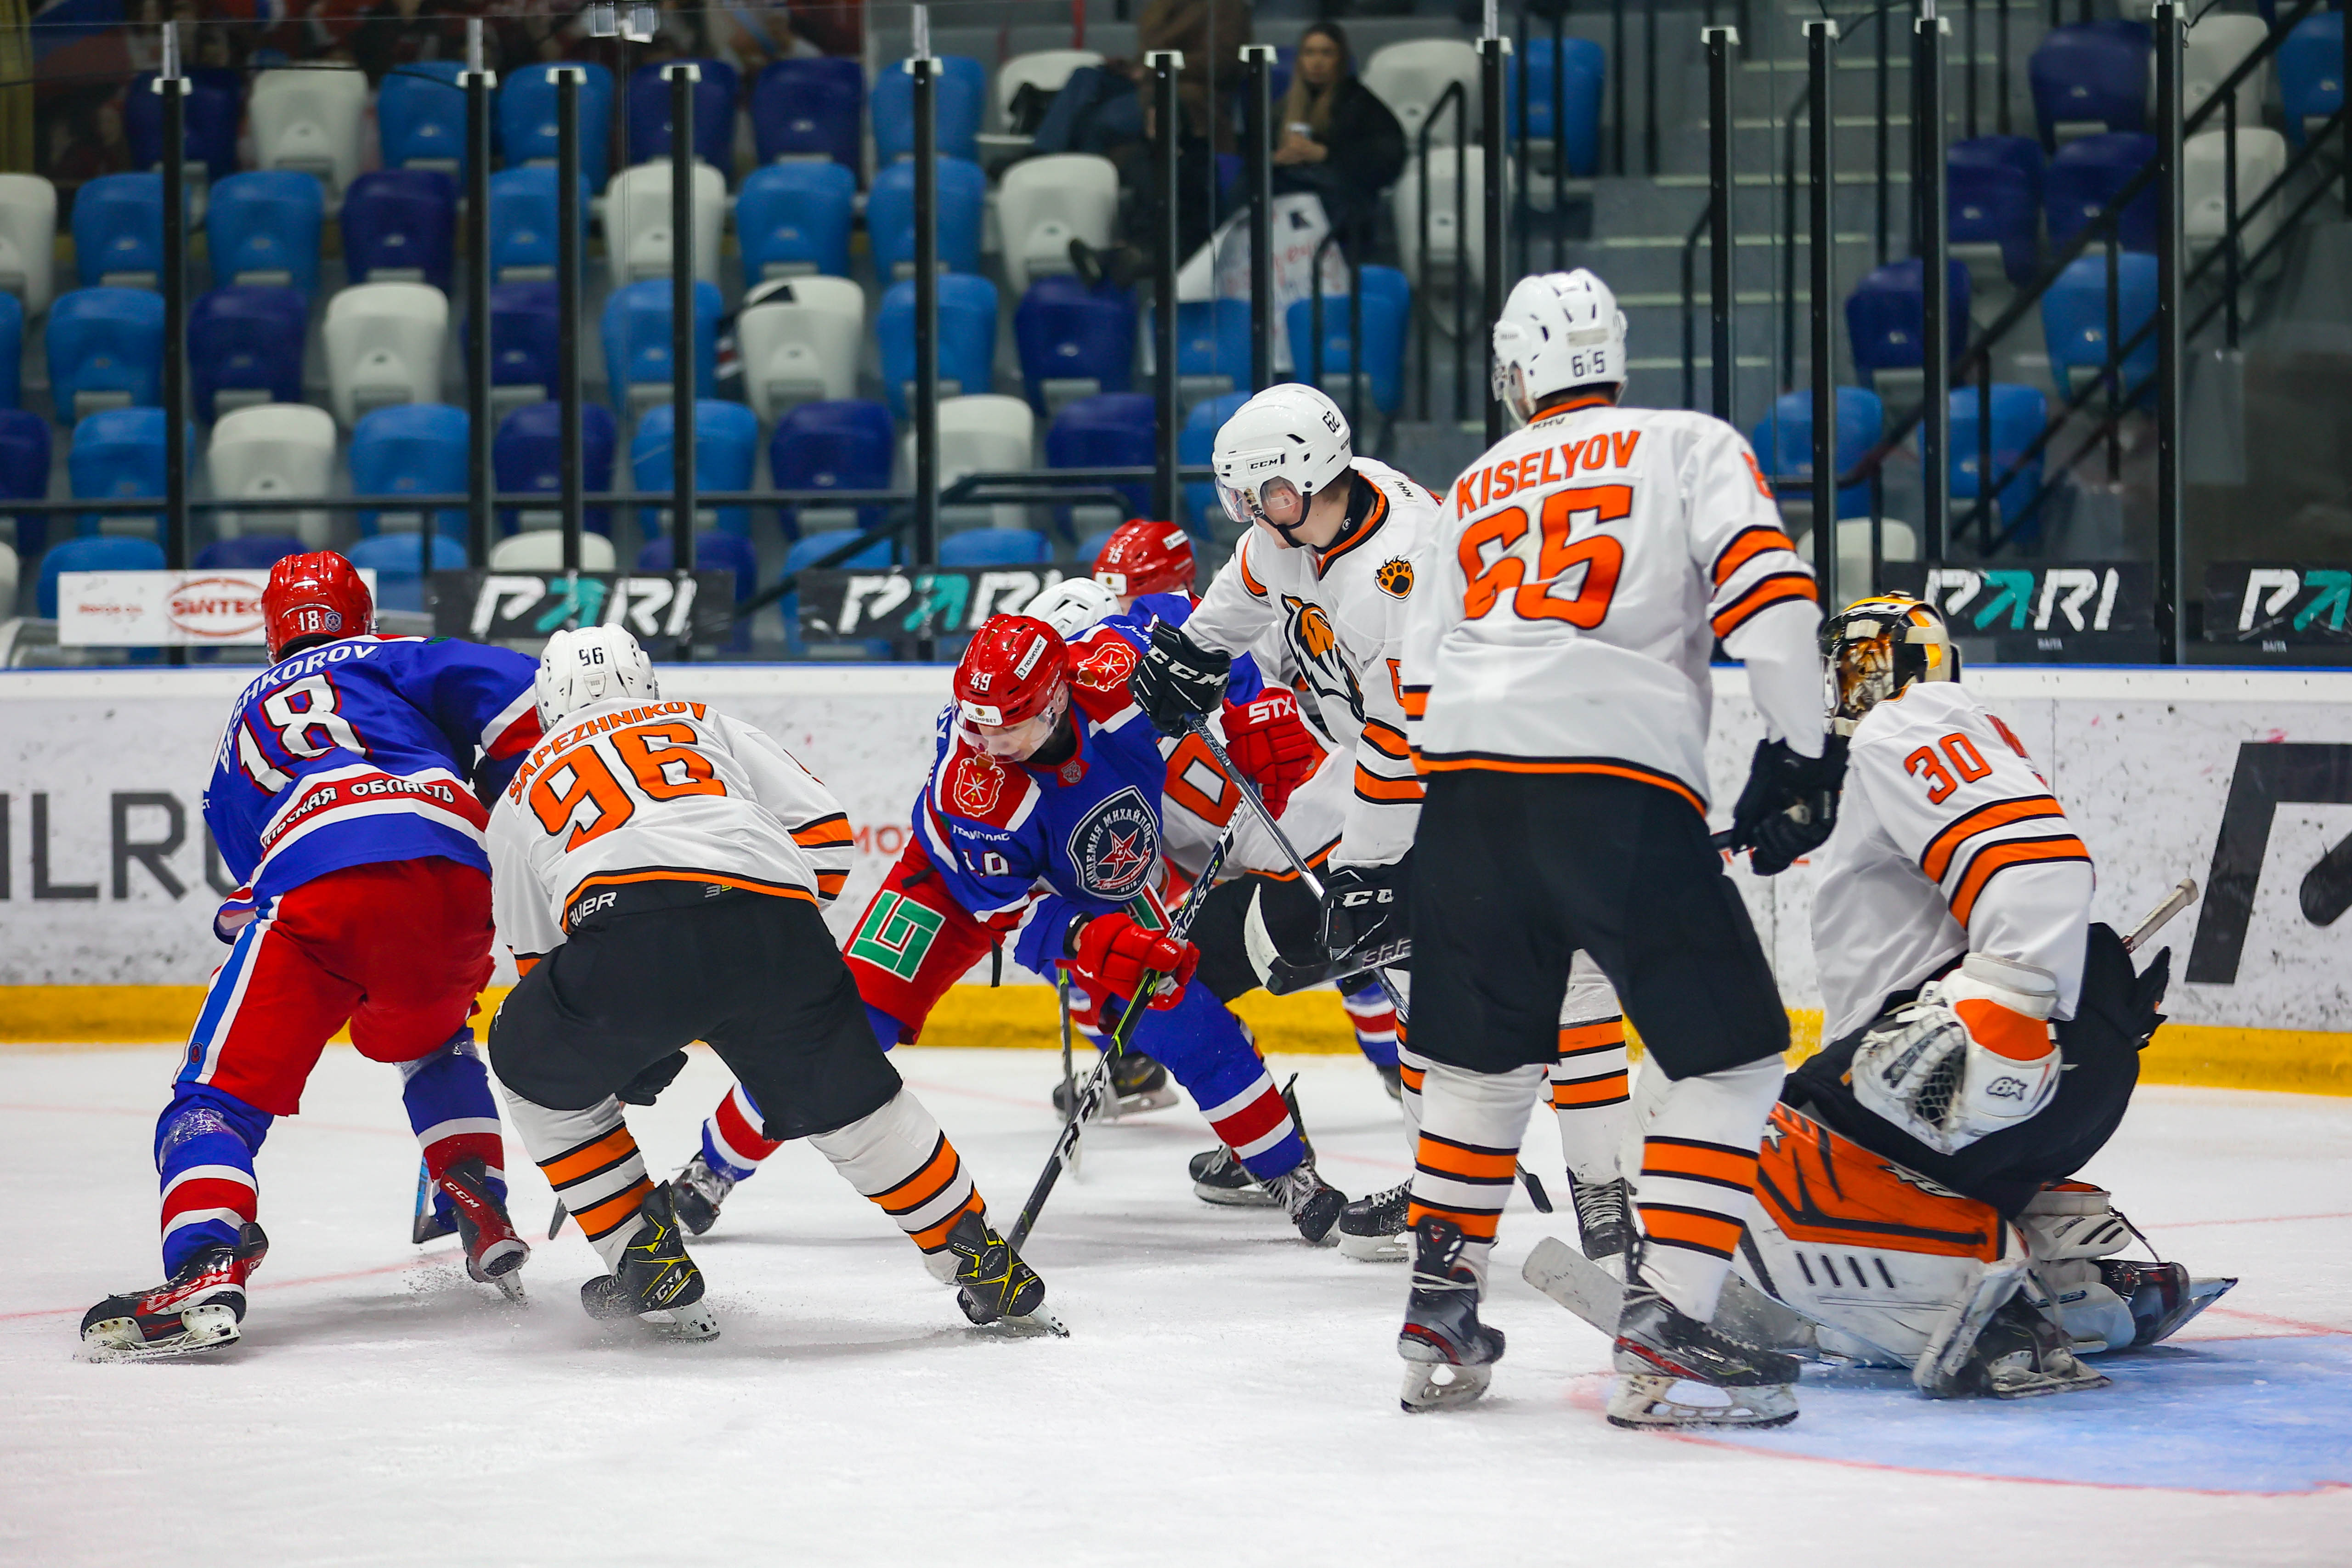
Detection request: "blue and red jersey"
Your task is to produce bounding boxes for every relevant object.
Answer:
[203,635,542,928]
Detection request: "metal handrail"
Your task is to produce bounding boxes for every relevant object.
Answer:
[1413,79,1473,423]
[1307,228,1369,441]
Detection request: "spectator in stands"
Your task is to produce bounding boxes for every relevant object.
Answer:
[1271,22,1405,253]
[349,0,475,83]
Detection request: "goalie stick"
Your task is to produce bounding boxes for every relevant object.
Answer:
[2124,877,2198,953]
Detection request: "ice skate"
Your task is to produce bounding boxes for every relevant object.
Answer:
[942,1210,1063,1335]
[81,1223,269,1363]
[1263,1160,1347,1244]
[1054,1051,1176,1120]
[1336,1180,1411,1262]
[1397,1216,1504,1412]
[1945,1299,2109,1399]
[1608,1277,1799,1429]
[437,1156,527,1301]
[580,1184,718,1341]
[671,1152,735,1236]
[1188,1143,1277,1206]
[1374,1062,1402,1101]
[2096,1257,2236,1347]
[1569,1174,1631,1264]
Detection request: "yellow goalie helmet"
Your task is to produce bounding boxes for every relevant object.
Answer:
[1820,594,1959,733]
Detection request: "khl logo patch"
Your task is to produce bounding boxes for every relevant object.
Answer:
[1066,786,1158,900]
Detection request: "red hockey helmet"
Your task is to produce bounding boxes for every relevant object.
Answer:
[262,550,375,661]
[1093,519,1197,601]
[955,614,1069,729]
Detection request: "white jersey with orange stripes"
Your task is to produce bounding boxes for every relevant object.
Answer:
[487,696,854,962]
[1811,680,2095,1042]
[1182,456,1441,869]
[1402,396,1825,808]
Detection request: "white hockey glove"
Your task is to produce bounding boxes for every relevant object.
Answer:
[1849,952,2062,1155]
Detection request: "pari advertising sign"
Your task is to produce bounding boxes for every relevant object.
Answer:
[56,570,379,647]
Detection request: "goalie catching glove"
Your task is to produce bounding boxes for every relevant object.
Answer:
[1061,911,1200,1026]
[1221,690,1321,817]
[1850,952,2063,1155]
[1130,623,1231,736]
[1727,734,1849,876]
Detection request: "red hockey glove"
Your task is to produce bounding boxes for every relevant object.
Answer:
[1221,689,1322,818]
[1062,912,1200,1016]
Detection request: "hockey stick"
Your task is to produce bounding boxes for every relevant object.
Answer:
[1006,820,1239,1254]
[2124,878,2198,954]
[410,1159,451,1245]
[548,1201,569,1240]
[1056,968,1080,1179]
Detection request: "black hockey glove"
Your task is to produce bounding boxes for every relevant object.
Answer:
[617,1049,689,1106]
[1129,623,1232,738]
[1727,734,1849,877]
[1317,855,1412,966]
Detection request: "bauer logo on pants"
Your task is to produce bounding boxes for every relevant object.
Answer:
[1065,787,1159,900]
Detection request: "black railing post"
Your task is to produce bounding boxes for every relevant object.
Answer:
[1808,19,1838,602]
[463,22,494,569]
[667,62,699,658]
[1611,0,1627,177]
[2154,0,2186,664]
[1705,24,1736,423]
[2343,0,2351,219]
[1550,6,1565,270]
[1877,11,1892,264]
[156,25,188,614]
[2223,91,2240,348]
[1997,0,2012,137]
[554,67,585,586]
[1645,1,1659,175]
[912,19,941,662]
[1481,13,1510,445]
[1919,6,1951,562]
[1965,0,1979,140]
[1515,3,1530,282]
[1453,129,1469,422]
[1150,49,1184,521]
[1243,43,1276,392]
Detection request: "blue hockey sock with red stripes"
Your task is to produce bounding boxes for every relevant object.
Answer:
[400,1030,506,1228]
[1340,975,1400,1069]
[700,1080,782,1183]
[154,1084,273,1276]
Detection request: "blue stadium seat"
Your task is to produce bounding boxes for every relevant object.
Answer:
[872,55,987,164]
[196,535,307,570]
[626,59,740,174]
[868,156,987,278]
[751,57,864,173]
[341,169,457,292]
[0,408,52,558]
[878,274,1000,418]
[1845,259,1973,384]
[1517,36,1606,177]
[126,68,241,184]
[481,281,561,401]
[49,288,165,419]
[1047,392,1156,519]
[68,408,169,537]
[1748,386,1884,521]
[783,527,897,655]
[737,162,857,281]
[2043,252,2158,399]
[189,286,307,422]
[1179,391,1250,531]
[941,527,1051,566]
[1949,384,2050,535]
[2046,132,2160,253]
[1015,276,1136,413]
[351,403,469,539]
[38,534,166,620]
[2280,14,2344,148]
[487,167,590,283]
[601,278,723,413]
[1077,526,1119,567]
[347,531,467,613]
[1163,299,1254,404]
[1283,265,1411,417]
[1948,138,2042,286]
[500,62,616,191]
[207,170,324,296]
[0,292,18,410]
[770,399,896,535]
[493,401,617,536]
[378,62,471,177]
[632,400,762,536]
[72,173,169,289]
[2030,23,2150,145]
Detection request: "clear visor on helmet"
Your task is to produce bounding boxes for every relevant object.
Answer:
[1216,473,1305,531]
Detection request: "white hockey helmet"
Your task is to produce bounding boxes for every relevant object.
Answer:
[1210,383,1352,545]
[536,624,659,726]
[1491,269,1628,424]
[1023,576,1119,639]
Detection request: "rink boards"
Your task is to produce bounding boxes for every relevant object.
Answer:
[2,664,2348,1094]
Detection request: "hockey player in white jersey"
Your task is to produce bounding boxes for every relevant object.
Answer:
[1392,269,1843,1426]
[486,626,1049,1339]
[1126,385,1636,1262]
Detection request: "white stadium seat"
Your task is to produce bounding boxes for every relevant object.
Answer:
[489,530,619,571]
[737,277,865,420]
[996,154,1120,294]
[208,402,338,546]
[2171,13,2271,125]
[1392,148,1508,290]
[911,394,1034,531]
[1793,518,1922,602]
[604,161,728,291]
[0,539,18,615]
[2185,126,2288,261]
[323,282,449,427]
[0,174,58,317]
[994,49,1104,130]
[1363,40,1481,149]
[249,65,369,206]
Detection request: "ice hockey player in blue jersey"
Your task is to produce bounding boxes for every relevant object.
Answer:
[80,553,544,1361]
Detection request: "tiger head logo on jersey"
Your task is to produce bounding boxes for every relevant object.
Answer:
[1279,594,1364,725]
[1376,559,1414,599]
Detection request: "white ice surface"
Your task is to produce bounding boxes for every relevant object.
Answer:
[5,1046,2349,1568]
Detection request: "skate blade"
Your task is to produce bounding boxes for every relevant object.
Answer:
[1986,1366,2110,1398]
[1193,1182,1281,1208]
[80,1303,242,1364]
[1605,1373,1798,1430]
[491,1273,527,1304]
[985,1308,1070,1338]
[1102,1086,1179,1120]
[638,1301,720,1342]
[467,1238,530,1288]
[1399,1358,1492,1413]
[1337,1230,1409,1263]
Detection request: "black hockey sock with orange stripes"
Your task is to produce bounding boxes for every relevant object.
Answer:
[505,1093,655,1271]
[1404,1061,1549,1293]
[1550,1015,1630,1184]
[808,1089,984,1278]
[1627,1054,1783,1323]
